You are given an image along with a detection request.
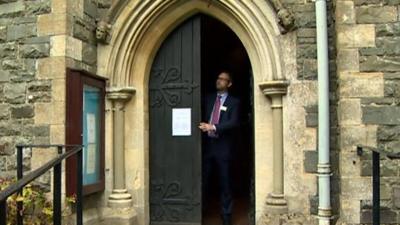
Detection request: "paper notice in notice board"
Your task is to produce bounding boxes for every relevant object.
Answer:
[172,108,191,136]
[87,113,96,143]
[86,143,96,174]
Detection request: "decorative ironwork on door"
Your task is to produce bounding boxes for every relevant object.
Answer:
[150,67,199,108]
[150,181,200,222]
[149,16,202,225]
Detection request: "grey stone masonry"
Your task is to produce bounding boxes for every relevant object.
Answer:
[283,0,340,222]
[376,22,400,36]
[303,150,317,173]
[0,0,53,176]
[305,105,318,127]
[282,0,336,80]
[357,1,400,223]
[0,0,102,176]
[356,6,397,24]
[363,106,400,125]
[71,0,99,71]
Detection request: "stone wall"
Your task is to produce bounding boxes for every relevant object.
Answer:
[71,0,100,73]
[279,0,400,224]
[0,0,104,222]
[0,0,101,169]
[0,0,53,180]
[358,1,400,223]
[336,0,400,224]
[279,0,339,223]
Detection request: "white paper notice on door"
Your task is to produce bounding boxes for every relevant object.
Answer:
[172,108,191,136]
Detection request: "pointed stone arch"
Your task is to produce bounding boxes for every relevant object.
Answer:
[98,0,290,84]
[97,1,294,224]
[100,0,296,35]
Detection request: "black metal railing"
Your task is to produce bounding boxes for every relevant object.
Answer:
[357,145,400,225]
[0,144,83,225]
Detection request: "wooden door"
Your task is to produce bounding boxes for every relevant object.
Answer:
[149,16,202,225]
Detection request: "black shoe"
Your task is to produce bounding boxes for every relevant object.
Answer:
[222,214,232,225]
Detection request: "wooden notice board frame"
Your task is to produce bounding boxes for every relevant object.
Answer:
[66,68,106,196]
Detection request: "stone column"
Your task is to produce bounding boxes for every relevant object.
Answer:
[259,80,289,214]
[107,87,135,208]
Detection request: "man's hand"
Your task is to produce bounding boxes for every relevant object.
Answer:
[198,122,215,132]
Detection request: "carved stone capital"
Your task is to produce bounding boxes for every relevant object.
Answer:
[258,80,289,97]
[107,86,136,102]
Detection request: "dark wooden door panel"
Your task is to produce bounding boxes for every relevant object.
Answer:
[149,16,202,224]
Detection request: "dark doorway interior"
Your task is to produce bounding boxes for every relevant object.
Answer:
[201,15,254,225]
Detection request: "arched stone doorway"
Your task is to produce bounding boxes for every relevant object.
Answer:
[97,1,291,224]
[148,14,255,225]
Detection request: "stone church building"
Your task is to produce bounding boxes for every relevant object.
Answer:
[1,0,400,224]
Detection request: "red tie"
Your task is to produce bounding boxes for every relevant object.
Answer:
[211,95,222,125]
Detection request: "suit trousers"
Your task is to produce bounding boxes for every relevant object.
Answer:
[202,138,233,217]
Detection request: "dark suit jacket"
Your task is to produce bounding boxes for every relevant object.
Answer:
[203,93,240,159]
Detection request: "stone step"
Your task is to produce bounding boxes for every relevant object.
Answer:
[80,207,138,225]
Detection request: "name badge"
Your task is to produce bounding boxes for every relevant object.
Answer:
[220,106,227,111]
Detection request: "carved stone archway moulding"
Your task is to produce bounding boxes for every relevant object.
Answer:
[96,0,296,45]
[96,0,296,219]
[97,0,296,85]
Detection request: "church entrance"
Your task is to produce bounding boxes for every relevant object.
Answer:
[149,14,254,225]
[201,16,254,225]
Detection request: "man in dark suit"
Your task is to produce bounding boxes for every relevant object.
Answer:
[199,71,240,225]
